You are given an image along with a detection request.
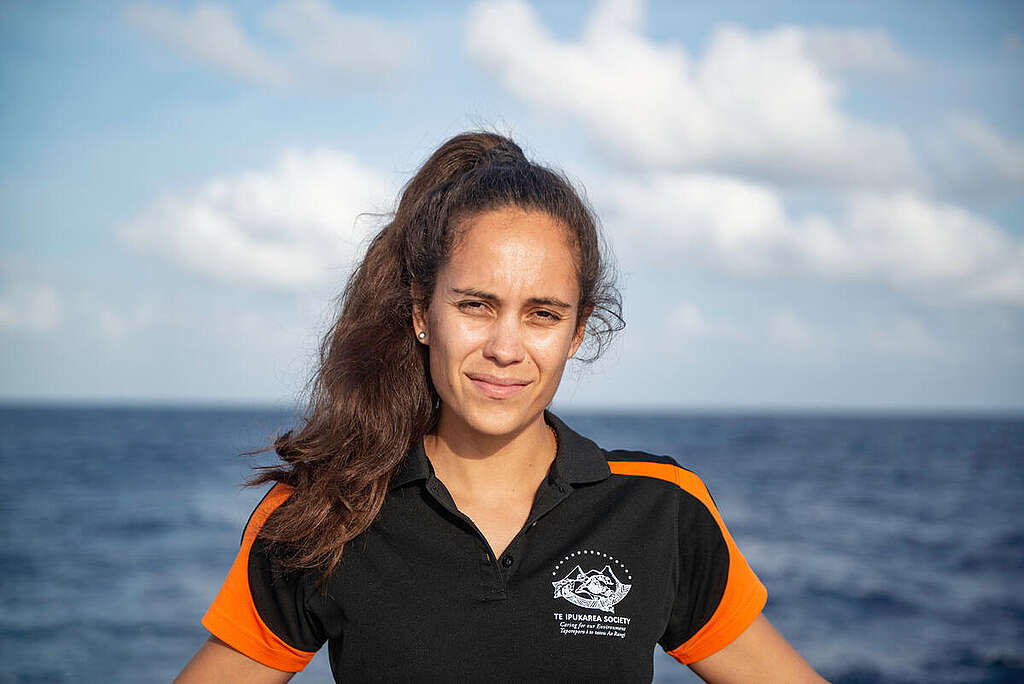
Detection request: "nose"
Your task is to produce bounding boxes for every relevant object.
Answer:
[482,313,526,366]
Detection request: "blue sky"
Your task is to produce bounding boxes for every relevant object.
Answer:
[1,0,1022,411]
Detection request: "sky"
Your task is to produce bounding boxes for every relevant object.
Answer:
[1,0,1022,412]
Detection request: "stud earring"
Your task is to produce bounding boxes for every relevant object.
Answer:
[417,331,426,340]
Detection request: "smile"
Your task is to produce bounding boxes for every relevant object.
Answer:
[466,373,532,399]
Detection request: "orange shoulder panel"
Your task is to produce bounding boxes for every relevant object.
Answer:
[201,482,318,672]
[607,460,767,664]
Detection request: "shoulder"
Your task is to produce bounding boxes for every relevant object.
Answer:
[240,482,294,546]
[603,449,717,512]
[599,451,768,665]
[202,481,320,672]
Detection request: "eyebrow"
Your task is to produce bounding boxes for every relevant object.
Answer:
[451,287,572,309]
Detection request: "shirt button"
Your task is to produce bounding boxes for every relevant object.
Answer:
[501,555,514,568]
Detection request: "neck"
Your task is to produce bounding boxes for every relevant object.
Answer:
[424,411,557,500]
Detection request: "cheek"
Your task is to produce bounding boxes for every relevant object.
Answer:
[426,318,483,382]
[529,329,577,368]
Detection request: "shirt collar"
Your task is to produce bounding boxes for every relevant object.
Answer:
[389,409,610,491]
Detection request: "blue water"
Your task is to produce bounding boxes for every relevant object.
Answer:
[0,406,1021,683]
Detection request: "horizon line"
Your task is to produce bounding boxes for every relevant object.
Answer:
[1,396,1022,419]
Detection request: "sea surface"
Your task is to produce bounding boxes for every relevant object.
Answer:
[0,406,1021,683]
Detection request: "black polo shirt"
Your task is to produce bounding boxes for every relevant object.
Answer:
[203,411,767,682]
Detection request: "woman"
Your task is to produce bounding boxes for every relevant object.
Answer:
[175,132,827,683]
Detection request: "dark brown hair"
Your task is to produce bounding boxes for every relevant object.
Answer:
[248,131,623,579]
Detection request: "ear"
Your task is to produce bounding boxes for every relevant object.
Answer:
[411,285,429,342]
[568,306,593,359]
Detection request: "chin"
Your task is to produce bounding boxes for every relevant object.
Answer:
[457,401,542,438]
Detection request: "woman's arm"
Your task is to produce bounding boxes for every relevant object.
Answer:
[173,636,296,684]
[688,614,829,684]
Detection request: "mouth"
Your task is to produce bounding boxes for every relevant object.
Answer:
[466,373,532,399]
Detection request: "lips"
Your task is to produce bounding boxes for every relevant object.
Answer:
[466,373,532,399]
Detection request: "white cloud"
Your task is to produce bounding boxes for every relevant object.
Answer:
[600,172,1024,305]
[120,148,391,291]
[603,172,794,275]
[840,192,1023,297]
[124,0,414,88]
[465,0,919,188]
[802,27,916,76]
[0,283,61,332]
[665,302,735,339]
[263,0,415,82]
[953,115,1024,181]
[927,113,1024,201]
[124,2,289,86]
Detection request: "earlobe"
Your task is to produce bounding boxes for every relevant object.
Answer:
[411,301,431,345]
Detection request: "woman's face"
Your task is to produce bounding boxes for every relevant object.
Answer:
[413,207,587,439]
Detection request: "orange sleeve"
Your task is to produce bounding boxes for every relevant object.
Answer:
[201,483,319,672]
[607,461,767,664]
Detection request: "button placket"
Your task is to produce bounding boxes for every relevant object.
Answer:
[425,478,507,600]
[494,478,573,587]
[479,546,507,601]
[426,473,577,598]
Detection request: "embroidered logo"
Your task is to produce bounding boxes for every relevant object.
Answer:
[551,549,632,613]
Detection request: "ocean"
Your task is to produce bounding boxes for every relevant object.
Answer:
[0,406,1021,683]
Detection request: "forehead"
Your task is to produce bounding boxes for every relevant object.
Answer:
[442,208,579,300]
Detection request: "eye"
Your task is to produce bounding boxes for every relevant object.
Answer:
[532,309,562,322]
[457,300,489,313]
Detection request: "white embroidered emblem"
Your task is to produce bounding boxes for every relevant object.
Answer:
[551,550,632,613]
